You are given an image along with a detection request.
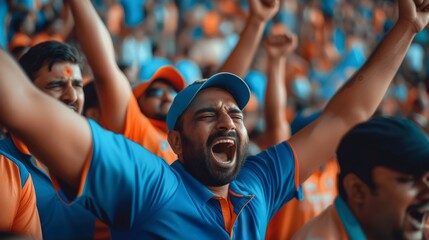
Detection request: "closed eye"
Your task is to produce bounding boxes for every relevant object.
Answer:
[73,80,83,88]
[230,114,243,120]
[197,114,216,120]
[46,81,65,90]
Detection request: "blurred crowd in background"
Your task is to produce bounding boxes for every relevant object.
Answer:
[2,1,429,239]
[3,0,429,137]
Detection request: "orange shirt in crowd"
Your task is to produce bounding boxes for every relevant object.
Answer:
[8,33,32,51]
[123,96,177,164]
[32,32,64,46]
[0,155,42,239]
[266,158,339,240]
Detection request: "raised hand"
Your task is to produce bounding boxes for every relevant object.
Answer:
[398,0,429,33]
[248,0,280,22]
[264,30,297,60]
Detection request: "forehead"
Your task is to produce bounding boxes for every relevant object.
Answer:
[38,62,82,80]
[187,88,239,112]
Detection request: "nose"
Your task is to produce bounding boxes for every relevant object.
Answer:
[162,89,177,102]
[61,84,78,104]
[161,90,174,102]
[216,112,236,131]
[418,172,429,200]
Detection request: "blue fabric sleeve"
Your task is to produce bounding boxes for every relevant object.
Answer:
[0,139,30,188]
[237,141,302,219]
[74,120,179,230]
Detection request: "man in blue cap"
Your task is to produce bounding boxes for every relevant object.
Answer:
[0,0,429,238]
[293,116,429,239]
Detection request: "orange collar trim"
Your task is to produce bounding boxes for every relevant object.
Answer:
[11,135,31,155]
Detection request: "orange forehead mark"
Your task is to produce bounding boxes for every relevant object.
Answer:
[63,67,73,77]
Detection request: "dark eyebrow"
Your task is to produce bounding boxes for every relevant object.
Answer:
[48,79,83,85]
[46,79,82,86]
[194,106,242,115]
[229,107,242,114]
[73,79,83,85]
[46,80,66,86]
[194,107,217,115]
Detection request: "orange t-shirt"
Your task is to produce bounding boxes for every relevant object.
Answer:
[31,32,64,46]
[122,96,177,164]
[266,158,339,240]
[8,33,32,51]
[0,155,42,239]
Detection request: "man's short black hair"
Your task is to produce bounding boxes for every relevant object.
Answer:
[336,116,429,201]
[19,41,82,81]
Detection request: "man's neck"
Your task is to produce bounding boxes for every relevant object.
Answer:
[208,185,230,199]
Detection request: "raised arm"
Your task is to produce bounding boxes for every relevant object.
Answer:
[0,49,91,189]
[289,0,429,184]
[68,0,131,133]
[263,31,297,145]
[217,0,279,77]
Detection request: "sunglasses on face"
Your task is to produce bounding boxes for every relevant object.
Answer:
[145,87,178,98]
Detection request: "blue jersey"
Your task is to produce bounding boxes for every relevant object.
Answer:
[0,137,108,240]
[54,120,302,239]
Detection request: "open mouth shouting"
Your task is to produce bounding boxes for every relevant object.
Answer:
[404,203,429,239]
[407,207,429,230]
[211,137,237,168]
[66,103,79,113]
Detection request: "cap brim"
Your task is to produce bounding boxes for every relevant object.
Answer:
[133,65,186,98]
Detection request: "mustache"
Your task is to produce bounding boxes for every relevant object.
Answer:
[207,131,238,146]
[64,102,78,111]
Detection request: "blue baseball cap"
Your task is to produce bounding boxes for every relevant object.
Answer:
[167,72,251,130]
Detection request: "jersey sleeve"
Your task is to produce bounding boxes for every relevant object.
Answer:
[14,175,43,240]
[237,141,303,219]
[52,120,179,230]
[0,154,42,240]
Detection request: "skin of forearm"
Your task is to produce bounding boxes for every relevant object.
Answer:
[265,56,290,143]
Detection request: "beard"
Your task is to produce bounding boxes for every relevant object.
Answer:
[180,130,248,187]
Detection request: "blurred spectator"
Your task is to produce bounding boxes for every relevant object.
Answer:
[8,12,34,51]
[121,23,153,66]
[83,80,103,124]
[119,0,145,28]
[31,3,74,46]
[0,3,8,49]
[175,58,202,85]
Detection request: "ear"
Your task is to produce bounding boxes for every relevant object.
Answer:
[343,173,370,205]
[168,130,182,157]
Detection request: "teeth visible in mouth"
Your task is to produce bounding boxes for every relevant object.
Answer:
[408,210,428,230]
[212,139,236,164]
[214,139,234,145]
